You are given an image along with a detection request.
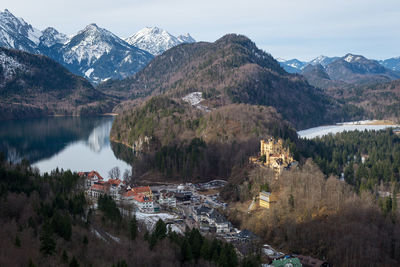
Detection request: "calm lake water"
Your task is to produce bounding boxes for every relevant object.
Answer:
[0,116,132,177]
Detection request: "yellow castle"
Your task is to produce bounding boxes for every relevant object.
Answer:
[250,138,295,174]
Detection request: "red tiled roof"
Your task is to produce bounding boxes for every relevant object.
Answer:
[90,184,107,192]
[123,190,136,198]
[87,171,104,180]
[132,186,152,195]
[134,193,152,203]
[108,178,121,186]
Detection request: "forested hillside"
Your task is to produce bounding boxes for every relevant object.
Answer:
[111,96,297,181]
[0,47,115,120]
[221,160,400,267]
[100,34,360,129]
[298,129,400,192]
[0,156,257,267]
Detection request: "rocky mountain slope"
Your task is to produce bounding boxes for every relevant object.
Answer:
[52,23,153,84]
[100,34,355,130]
[0,9,42,54]
[125,26,195,55]
[325,53,400,84]
[0,9,157,84]
[379,57,400,72]
[0,47,114,120]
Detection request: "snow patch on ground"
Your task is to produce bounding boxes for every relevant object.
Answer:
[84,68,94,77]
[182,92,203,105]
[0,51,25,79]
[135,211,178,231]
[182,92,210,112]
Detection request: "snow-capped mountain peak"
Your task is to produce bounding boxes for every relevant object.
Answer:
[309,55,339,67]
[125,26,195,55]
[62,23,129,66]
[177,33,195,43]
[0,9,42,52]
[39,27,69,47]
[343,53,363,63]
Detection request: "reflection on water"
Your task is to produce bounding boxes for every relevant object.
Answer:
[0,116,132,177]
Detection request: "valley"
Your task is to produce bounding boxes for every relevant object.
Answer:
[1,5,400,267]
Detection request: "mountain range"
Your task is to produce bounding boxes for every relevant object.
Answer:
[0,9,195,84]
[125,26,195,55]
[279,55,400,73]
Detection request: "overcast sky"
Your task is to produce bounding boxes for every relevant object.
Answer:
[2,0,399,60]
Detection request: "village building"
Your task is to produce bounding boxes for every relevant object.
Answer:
[121,186,155,213]
[194,205,231,234]
[87,183,109,199]
[133,193,154,212]
[259,191,271,209]
[107,178,123,199]
[158,191,177,207]
[132,186,153,197]
[79,170,104,189]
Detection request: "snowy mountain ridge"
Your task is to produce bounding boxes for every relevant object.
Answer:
[125,26,196,55]
[0,9,42,53]
[0,9,196,83]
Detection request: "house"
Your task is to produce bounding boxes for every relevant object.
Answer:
[175,192,191,204]
[259,191,271,209]
[121,186,155,213]
[158,191,177,207]
[122,190,136,205]
[79,171,104,189]
[236,229,259,242]
[87,183,109,199]
[132,186,153,198]
[194,205,231,233]
[107,178,122,199]
[133,193,154,212]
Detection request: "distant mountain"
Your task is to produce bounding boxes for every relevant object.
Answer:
[100,34,356,129]
[0,47,114,120]
[0,9,154,84]
[309,55,339,67]
[38,27,69,48]
[53,23,153,84]
[325,53,400,84]
[0,9,42,54]
[379,57,400,72]
[278,58,307,73]
[177,33,195,44]
[302,63,330,80]
[124,26,195,55]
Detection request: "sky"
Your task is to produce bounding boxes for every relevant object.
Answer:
[2,0,399,61]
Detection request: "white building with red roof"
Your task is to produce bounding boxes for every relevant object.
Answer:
[121,186,154,212]
[79,171,104,189]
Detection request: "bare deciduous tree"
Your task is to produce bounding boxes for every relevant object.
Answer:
[108,166,121,180]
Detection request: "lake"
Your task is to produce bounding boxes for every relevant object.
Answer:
[0,116,132,177]
[298,121,400,139]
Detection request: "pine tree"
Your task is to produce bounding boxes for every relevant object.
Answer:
[40,221,56,256]
[69,256,79,267]
[14,235,21,247]
[129,216,138,240]
[62,250,69,263]
[181,239,193,262]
